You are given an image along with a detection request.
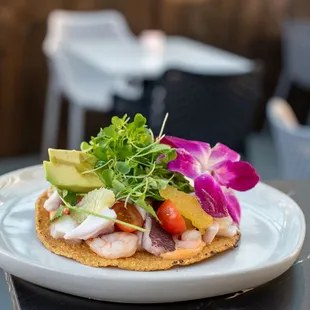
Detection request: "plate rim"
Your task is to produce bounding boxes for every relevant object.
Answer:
[0,165,306,282]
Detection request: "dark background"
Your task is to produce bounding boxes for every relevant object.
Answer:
[1,0,310,158]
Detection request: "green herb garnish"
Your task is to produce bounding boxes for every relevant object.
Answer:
[49,205,65,224]
[67,205,147,232]
[53,192,147,232]
[80,113,193,218]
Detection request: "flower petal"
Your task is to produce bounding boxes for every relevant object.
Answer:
[161,136,211,170]
[167,149,202,179]
[194,172,228,218]
[214,160,260,191]
[208,143,240,168]
[156,154,166,164]
[222,188,241,224]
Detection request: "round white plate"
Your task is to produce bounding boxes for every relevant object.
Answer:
[0,166,306,303]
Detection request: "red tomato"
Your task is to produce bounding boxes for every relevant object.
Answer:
[113,201,144,232]
[157,200,187,234]
[76,196,83,204]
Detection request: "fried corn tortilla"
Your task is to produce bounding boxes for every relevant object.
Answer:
[36,191,240,271]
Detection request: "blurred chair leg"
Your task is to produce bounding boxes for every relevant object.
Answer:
[41,76,62,160]
[274,71,291,99]
[68,103,85,150]
[149,85,166,134]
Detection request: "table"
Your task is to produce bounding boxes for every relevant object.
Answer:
[65,36,254,79]
[1,180,309,309]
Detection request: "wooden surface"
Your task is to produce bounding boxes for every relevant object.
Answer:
[0,0,309,157]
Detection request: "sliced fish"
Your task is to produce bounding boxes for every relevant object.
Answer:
[64,208,116,240]
[142,215,175,256]
[44,191,62,212]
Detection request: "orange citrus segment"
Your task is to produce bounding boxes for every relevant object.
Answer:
[159,185,213,232]
[183,217,195,230]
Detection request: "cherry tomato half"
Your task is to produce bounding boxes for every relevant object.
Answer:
[157,200,187,234]
[113,201,144,232]
[76,196,83,204]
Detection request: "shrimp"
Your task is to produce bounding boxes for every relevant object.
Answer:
[215,217,238,237]
[87,232,138,259]
[173,229,202,249]
[215,216,233,229]
[203,221,219,244]
[217,224,238,237]
[64,208,116,240]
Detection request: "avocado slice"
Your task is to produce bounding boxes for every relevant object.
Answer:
[48,149,97,169]
[44,149,103,193]
[44,161,103,192]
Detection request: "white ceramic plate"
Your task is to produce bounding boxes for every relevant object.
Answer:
[0,166,306,303]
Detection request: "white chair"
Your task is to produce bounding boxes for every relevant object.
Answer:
[44,10,134,54]
[275,19,310,98]
[41,10,143,155]
[267,97,310,179]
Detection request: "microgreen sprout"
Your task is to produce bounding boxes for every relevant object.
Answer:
[79,113,193,219]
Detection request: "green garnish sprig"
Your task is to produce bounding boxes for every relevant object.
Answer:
[80,114,192,218]
[49,190,147,232]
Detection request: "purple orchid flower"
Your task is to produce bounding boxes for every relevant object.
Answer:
[161,136,259,224]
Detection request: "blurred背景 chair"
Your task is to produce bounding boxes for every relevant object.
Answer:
[149,67,262,155]
[267,97,310,179]
[41,10,143,156]
[275,19,310,98]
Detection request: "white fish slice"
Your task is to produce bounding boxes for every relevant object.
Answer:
[44,191,62,212]
[64,208,117,240]
[50,215,78,239]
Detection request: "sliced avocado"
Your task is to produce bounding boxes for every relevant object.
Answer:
[44,149,103,193]
[48,149,97,170]
[44,161,103,193]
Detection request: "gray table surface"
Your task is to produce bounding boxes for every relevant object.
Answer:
[0,269,11,309]
[0,180,309,310]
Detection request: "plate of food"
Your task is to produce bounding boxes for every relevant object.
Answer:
[0,114,305,303]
